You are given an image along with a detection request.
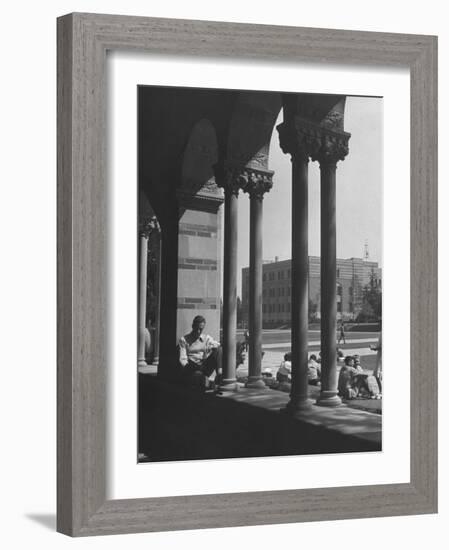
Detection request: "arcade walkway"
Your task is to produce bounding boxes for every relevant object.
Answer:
[138,373,381,463]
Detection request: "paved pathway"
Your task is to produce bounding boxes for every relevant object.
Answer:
[263,337,378,349]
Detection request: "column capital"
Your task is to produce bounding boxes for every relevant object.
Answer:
[215,162,274,199]
[241,167,274,200]
[312,130,350,167]
[139,216,160,238]
[213,162,242,197]
[277,117,351,166]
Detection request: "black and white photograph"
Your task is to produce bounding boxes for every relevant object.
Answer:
[137,86,383,462]
[1,0,442,545]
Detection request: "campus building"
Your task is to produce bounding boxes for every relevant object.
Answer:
[241,257,382,328]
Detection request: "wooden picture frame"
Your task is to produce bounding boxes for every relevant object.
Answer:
[57,12,437,536]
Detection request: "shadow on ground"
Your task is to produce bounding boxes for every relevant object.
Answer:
[139,374,381,463]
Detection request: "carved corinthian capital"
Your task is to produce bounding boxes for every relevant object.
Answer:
[139,216,160,238]
[277,117,351,166]
[240,167,274,200]
[277,120,316,162]
[214,162,273,198]
[312,130,350,166]
[213,162,242,197]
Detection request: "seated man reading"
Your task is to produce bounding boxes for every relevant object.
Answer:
[178,315,222,390]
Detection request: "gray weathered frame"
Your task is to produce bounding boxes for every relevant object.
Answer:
[57,12,438,537]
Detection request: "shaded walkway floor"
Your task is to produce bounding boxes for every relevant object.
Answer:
[138,374,382,463]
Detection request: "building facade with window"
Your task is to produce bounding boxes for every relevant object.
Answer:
[241,256,382,328]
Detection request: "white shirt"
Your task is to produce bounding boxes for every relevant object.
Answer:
[178,332,220,367]
[278,360,292,378]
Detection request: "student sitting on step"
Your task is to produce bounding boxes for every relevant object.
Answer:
[338,355,359,399]
[276,352,292,383]
[307,354,321,386]
[178,315,222,391]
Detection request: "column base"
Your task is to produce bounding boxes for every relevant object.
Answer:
[219,379,238,392]
[138,359,148,368]
[245,376,267,389]
[281,397,314,415]
[315,391,342,407]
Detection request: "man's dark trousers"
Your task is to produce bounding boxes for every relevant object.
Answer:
[183,347,222,389]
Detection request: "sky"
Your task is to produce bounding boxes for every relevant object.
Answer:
[236,95,383,294]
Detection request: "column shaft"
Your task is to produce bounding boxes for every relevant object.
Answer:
[221,188,238,387]
[317,162,341,406]
[246,195,265,388]
[288,156,312,410]
[152,235,162,365]
[138,234,148,368]
[158,219,179,378]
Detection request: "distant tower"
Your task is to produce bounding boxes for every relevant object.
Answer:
[363,240,369,261]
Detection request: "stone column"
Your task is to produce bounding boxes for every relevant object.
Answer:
[138,217,159,369]
[151,229,162,366]
[214,161,253,390]
[289,153,313,409]
[158,211,179,379]
[242,169,273,388]
[221,183,240,389]
[278,120,314,411]
[279,96,350,408]
[138,230,149,369]
[314,133,350,407]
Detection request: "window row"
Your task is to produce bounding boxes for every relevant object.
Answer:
[263,303,291,313]
[263,287,291,298]
[262,269,291,282]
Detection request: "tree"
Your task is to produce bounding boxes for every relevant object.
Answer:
[358,269,382,322]
[236,296,243,328]
[357,301,376,322]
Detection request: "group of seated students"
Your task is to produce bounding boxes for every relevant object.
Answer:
[276,352,322,385]
[337,354,381,399]
[178,316,381,400]
[276,351,381,400]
